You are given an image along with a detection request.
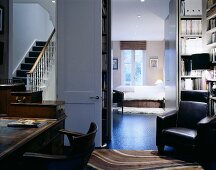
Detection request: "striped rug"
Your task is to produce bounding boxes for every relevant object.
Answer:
[88,149,204,170]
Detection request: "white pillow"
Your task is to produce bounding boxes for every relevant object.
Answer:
[115,85,135,92]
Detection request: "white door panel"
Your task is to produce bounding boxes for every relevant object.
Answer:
[57,0,102,146]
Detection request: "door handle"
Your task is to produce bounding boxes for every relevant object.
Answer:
[89,96,100,99]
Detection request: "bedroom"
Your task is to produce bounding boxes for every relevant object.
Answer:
[108,0,171,149]
[111,0,169,115]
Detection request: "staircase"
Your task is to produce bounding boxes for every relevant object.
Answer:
[12,29,56,101]
[13,41,46,84]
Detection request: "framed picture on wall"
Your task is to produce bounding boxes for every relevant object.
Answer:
[113,58,118,70]
[0,6,3,34]
[150,58,158,68]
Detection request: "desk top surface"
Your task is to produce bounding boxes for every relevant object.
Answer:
[0,117,58,160]
[10,100,65,106]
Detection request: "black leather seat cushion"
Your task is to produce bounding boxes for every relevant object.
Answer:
[162,127,197,146]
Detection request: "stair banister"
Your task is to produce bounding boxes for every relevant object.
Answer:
[27,29,55,91]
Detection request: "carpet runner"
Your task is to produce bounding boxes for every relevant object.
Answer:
[88,149,203,170]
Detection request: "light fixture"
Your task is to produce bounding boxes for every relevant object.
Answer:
[137,15,141,18]
[52,0,56,3]
[154,79,163,85]
[140,0,145,2]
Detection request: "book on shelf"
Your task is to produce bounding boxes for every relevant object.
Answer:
[7,119,47,128]
[102,90,107,108]
[207,0,215,9]
[102,0,107,16]
[181,37,202,55]
[181,78,202,90]
[180,0,185,16]
[181,58,192,76]
[102,71,107,89]
[184,0,202,16]
[211,47,216,62]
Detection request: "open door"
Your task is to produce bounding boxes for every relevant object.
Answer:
[57,0,102,147]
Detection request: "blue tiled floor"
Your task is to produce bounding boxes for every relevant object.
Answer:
[107,111,158,150]
[106,111,216,169]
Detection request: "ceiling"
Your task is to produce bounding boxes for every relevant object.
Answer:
[14,0,170,41]
[111,0,170,41]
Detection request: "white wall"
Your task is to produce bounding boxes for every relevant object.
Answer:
[164,0,178,109]
[146,41,165,85]
[43,62,56,100]
[112,41,121,89]
[13,0,56,26]
[112,41,165,88]
[12,3,53,72]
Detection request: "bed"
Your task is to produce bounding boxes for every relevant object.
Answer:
[114,85,165,109]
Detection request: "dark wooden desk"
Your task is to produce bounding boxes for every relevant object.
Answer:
[9,100,65,119]
[0,116,66,169]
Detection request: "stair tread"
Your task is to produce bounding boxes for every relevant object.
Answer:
[25,62,35,64]
[21,63,33,65]
[17,69,30,72]
[10,101,65,106]
[26,57,37,58]
[13,76,27,79]
[11,90,42,95]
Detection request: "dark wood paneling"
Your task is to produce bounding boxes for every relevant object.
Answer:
[9,101,65,119]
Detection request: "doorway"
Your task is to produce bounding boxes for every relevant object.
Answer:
[109,0,171,150]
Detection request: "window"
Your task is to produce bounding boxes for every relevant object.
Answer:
[121,50,146,86]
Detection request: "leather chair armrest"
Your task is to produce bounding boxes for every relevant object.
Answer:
[23,152,67,161]
[58,129,84,145]
[197,115,216,128]
[156,110,177,146]
[197,115,216,156]
[113,89,124,94]
[113,90,124,101]
[58,129,84,137]
[157,109,177,126]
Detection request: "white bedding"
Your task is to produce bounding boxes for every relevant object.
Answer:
[115,85,165,101]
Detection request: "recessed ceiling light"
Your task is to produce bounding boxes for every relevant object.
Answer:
[140,0,145,2]
[52,0,56,3]
[137,15,141,18]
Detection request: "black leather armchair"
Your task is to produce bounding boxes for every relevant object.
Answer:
[156,101,216,158]
[156,101,209,154]
[113,90,124,114]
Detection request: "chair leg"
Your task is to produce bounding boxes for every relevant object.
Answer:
[157,145,164,154]
[121,101,124,114]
